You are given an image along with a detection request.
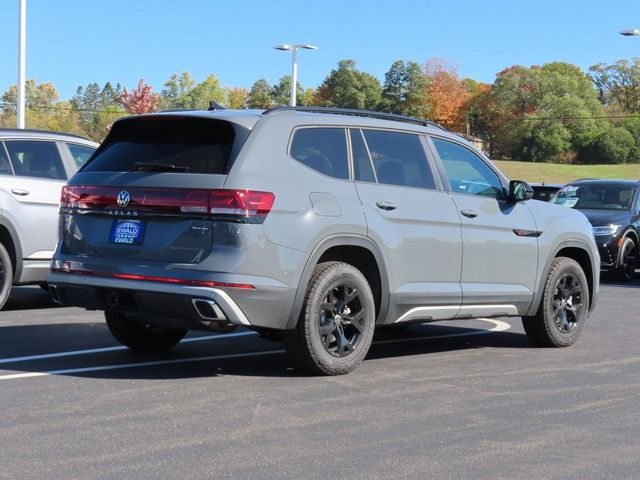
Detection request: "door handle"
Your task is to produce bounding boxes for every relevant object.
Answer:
[460,209,478,218]
[11,189,29,196]
[376,201,397,211]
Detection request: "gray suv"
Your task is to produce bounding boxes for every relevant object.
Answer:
[48,107,599,375]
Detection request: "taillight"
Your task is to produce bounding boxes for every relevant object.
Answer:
[209,190,275,218]
[61,186,274,222]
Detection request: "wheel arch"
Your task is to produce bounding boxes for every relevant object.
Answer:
[620,228,639,252]
[286,235,389,329]
[0,217,22,283]
[526,240,597,317]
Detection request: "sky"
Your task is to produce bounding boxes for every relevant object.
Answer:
[1,0,639,101]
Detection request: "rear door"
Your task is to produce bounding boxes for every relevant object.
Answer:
[0,139,70,260]
[352,128,463,324]
[428,136,538,315]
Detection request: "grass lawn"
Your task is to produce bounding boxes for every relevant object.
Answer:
[492,160,639,184]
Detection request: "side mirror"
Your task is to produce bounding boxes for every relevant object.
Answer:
[508,180,534,202]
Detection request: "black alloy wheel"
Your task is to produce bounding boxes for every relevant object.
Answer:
[551,273,584,334]
[522,257,589,347]
[318,283,366,358]
[283,261,376,375]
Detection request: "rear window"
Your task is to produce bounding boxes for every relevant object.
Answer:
[290,127,349,180]
[82,117,236,174]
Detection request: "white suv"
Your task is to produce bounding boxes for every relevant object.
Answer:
[0,129,98,309]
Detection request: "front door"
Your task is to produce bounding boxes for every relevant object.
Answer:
[429,136,539,316]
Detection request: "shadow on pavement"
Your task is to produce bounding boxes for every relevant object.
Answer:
[0,320,533,380]
[3,286,60,311]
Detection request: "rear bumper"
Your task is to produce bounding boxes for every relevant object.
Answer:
[15,259,50,284]
[47,272,296,331]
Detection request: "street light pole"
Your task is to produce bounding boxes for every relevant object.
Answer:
[273,44,318,106]
[17,0,26,129]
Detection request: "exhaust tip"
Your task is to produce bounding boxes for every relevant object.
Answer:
[192,299,225,321]
[192,299,237,333]
[49,284,63,304]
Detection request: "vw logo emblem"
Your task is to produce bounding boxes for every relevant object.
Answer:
[117,190,131,208]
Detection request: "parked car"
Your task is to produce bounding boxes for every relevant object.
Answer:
[530,183,563,202]
[47,107,599,375]
[552,179,640,281]
[0,129,98,309]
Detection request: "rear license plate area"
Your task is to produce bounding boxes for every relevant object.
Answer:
[109,219,146,245]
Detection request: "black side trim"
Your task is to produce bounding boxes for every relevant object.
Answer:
[513,229,543,238]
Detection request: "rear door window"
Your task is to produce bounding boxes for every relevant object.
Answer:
[290,128,349,180]
[82,117,237,174]
[360,129,436,189]
[4,140,67,179]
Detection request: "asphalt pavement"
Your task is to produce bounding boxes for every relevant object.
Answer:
[0,276,639,480]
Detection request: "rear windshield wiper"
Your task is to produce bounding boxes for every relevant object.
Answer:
[133,162,189,172]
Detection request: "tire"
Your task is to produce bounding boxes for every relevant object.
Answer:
[283,262,376,375]
[0,243,13,310]
[105,311,187,352]
[522,257,589,347]
[614,237,637,282]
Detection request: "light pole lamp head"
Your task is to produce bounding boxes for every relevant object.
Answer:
[273,44,318,51]
[620,28,640,36]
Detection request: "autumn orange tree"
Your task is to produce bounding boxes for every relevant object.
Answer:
[423,59,470,131]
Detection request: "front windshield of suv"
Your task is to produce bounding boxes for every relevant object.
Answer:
[552,183,635,210]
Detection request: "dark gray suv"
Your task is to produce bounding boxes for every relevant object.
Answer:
[48,107,600,375]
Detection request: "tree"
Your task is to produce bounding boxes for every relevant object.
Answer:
[589,59,640,113]
[71,81,124,140]
[466,83,508,156]
[315,59,382,110]
[489,62,609,162]
[271,76,304,106]
[246,79,273,109]
[381,60,430,118]
[1,80,59,113]
[620,116,640,162]
[186,75,225,109]
[0,80,86,134]
[159,72,196,110]
[423,59,470,130]
[594,127,635,164]
[225,87,249,109]
[119,79,159,114]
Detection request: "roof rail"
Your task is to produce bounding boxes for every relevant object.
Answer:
[0,127,92,141]
[262,106,447,130]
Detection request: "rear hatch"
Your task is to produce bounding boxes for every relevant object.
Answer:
[59,115,268,264]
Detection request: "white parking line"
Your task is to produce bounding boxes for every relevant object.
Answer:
[0,331,257,365]
[0,319,510,381]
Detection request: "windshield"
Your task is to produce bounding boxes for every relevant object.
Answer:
[552,183,635,211]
